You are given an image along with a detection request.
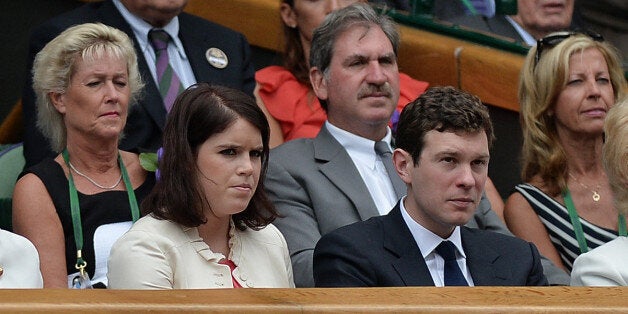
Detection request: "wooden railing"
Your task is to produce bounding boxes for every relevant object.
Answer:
[1,287,627,312]
[185,0,524,112]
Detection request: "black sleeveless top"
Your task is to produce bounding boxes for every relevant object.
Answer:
[22,158,155,288]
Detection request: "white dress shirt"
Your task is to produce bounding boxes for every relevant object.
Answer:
[326,121,398,215]
[399,197,475,286]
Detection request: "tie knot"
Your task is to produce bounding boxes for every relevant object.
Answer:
[435,241,458,262]
[149,29,170,51]
[374,141,391,157]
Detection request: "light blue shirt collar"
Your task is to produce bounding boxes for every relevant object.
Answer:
[505,15,537,46]
[112,0,188,60]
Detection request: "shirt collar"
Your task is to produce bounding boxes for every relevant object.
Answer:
[325,121,393,168]
[505,15,537,46]
[399,196,466,258]
[113,0,188,59]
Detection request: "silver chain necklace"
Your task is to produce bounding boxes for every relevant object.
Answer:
[68,161,122,190]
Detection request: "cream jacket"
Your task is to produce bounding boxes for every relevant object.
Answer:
[571,237,628,286]
[0,229,43,288]
[107,215,294,289]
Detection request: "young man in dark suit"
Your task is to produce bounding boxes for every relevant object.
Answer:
[22,0,255,167]
[313,86,548,287]
[264,3,525,288]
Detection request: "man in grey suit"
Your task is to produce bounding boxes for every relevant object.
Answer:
[313,86,547,287]
[265,3,567,287]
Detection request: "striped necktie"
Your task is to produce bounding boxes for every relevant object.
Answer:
[148,29,184,112]
[374,141,406,198]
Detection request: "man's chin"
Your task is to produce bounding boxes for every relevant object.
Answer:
[447,213,475,226]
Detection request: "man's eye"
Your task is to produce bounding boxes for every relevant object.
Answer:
[473,160,488,166]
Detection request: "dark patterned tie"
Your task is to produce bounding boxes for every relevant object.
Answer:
[374,141,405,198]
[435,241,469,286]
[148,29,184,112]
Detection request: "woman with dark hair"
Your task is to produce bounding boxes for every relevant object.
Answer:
[108,83,294,289]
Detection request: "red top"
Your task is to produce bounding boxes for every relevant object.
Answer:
[256,65,429,141]
[218,259,242,288]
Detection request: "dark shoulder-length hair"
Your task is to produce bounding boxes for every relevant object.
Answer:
[281,0,310,85]
[142,83,277,231]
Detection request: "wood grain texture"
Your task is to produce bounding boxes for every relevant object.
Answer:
[0,287,627,312]
[459,45,524,112]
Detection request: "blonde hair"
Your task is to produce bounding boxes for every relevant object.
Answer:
[32,22,144,153]
[518,34,626,196]
[603,97,628,215]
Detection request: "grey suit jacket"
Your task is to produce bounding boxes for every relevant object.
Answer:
[313,203,549,287]
[265,124,511,287]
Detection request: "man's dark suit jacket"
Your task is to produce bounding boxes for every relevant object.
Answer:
[21,0,256,167]
[313,203,549,287]
[434,0,582,45]
[433,0,524,43]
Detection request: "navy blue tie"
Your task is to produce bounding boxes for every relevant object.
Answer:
[435,241,469,286]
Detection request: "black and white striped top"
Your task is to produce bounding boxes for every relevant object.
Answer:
[514,183,618,271]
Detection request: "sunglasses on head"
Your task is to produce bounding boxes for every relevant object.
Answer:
[534,30,604,67]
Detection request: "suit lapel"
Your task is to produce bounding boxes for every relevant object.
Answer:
[314,126,379,221]
[461,227,509,285]
[487,16,525,42]
[178,13,214,84]
[384,205,435,286]
[99,1,167,130]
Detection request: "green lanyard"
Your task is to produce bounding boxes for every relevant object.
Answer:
[62,149,140,276]
[563,188,627,254]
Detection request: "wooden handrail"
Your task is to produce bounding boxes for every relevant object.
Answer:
[459,45,524,111]
[1,287,627,312]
